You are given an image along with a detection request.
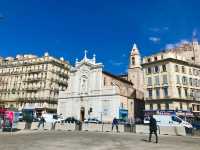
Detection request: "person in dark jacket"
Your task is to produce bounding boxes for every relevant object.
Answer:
[112,117,119,132]
[38,116,45,129]
[148,115,158,143]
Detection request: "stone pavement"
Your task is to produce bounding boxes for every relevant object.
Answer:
[0,130,199,150]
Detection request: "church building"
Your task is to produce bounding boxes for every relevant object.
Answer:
[57,44,144,122]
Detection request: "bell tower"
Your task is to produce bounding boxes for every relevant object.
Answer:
[128,43,143,92]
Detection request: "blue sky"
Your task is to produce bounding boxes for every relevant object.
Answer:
[0,0,200,74]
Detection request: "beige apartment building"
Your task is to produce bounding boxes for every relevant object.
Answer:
[0,53,70,113]
[142,40,200,117]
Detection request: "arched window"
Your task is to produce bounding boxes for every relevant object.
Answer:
[132,57,135,65]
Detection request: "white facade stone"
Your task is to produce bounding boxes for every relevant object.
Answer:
[58,52,136,122]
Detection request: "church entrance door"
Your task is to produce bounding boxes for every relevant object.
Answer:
[80,107,85,122]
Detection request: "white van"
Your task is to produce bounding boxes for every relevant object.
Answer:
[144,115,193,128]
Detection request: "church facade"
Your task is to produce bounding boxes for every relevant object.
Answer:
[58,45,144,122]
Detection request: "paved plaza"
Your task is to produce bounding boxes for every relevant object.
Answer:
[0,131,199,150]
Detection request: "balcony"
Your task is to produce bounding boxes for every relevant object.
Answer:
[27,69,44,74]
[25,87,41,92]
[24,77,42,82]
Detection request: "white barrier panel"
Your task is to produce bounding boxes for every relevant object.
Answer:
[44,123,53,130]
[82,123,102,132]
[17,122,26,130]
[66,123,76,131]
[55,123,77,131]
[159,126,176,136]
[56,123,66,131]
[136,125,186,136]
[136,125,149,134]
[31,122,38,130]
[102,124,124,132]
[102,124,112,132]
[175,126,186,136]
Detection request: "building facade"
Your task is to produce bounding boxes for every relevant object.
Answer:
[142,41,200,117]
[58,50,144,122]
[0,53,70,113]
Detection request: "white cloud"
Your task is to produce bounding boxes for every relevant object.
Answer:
[149,36,160,43]
[193,29,197,37]
[149,27,160,32]
[165,39,190,50]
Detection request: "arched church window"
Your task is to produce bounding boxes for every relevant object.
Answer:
[132,57,135,65]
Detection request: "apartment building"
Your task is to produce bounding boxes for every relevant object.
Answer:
[142,41,200,117]
[0,53,70,113]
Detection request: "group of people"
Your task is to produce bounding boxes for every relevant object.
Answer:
[111,116,158,143]
[37,114,158,143]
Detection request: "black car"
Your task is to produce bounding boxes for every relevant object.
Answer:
[64,117,81,124]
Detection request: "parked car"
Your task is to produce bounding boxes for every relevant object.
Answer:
[84,118,102,124]
[64,117,81,124]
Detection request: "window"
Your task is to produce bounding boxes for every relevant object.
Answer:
[132,57,135,65]
[155,88,160,98]
[163,75,168,85]
[178,87,181,98]
[103,77,106,86]
[182,76,188,85]
[147,58,151,62]
[184,88,188,97]
[189,68,192,75]
[190,89,194,97]
[154,56,157,61]
[150,104,153,110]
[198,80,200,87]
[147,67,152,74]
[163,87,168,97]
[165,103,169,110]
[193,69,197,76]
[180,103,183,110]
[176,75,180,84]
[147,77,152,86]
[154,66,159,73]
[189,78,193,86]
[197,105,200,111]
[154,76,159,85]
[148,88,153,98]
[162,64,166,72]
[175,65,179,72]
[182,66,185,73]
[157,104,161,110]
[193,78,198,87]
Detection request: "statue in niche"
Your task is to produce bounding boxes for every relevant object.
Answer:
[81,76,88,94]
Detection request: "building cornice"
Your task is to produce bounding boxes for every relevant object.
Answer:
[142,57,200,68]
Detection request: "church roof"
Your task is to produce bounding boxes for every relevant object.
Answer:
[103,71,133,85]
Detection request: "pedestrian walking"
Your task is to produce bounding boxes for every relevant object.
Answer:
[38,115,45,129]
[148,115,158,143]
[112,117,119,132]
